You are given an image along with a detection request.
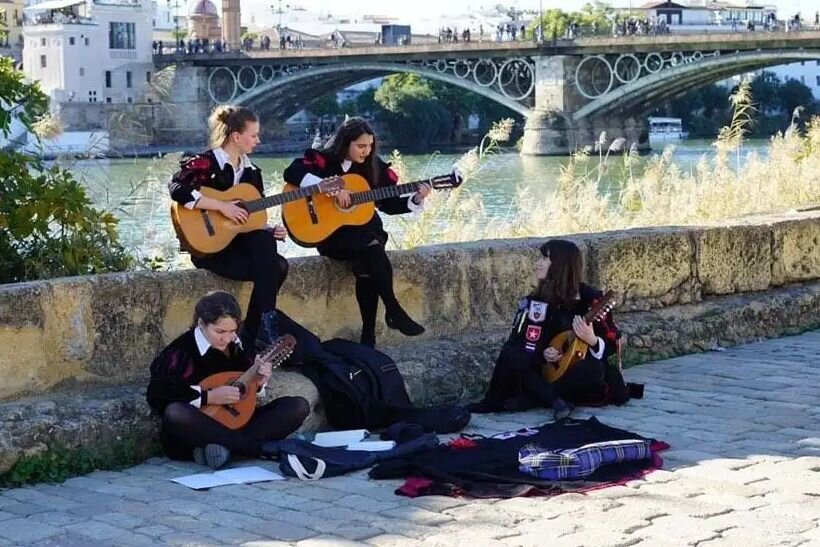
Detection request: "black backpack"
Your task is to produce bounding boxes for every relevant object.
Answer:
[300,338,412,430]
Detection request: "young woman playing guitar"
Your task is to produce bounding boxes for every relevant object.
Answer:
[168,105,287,352]
[283,117,461,347]
[468,240,637,420]
[146,291,309,469]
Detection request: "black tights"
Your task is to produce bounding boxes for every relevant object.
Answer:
[352,242,402,344]
[160,396,309,460]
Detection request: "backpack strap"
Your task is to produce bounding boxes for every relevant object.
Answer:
[287,455,327,481]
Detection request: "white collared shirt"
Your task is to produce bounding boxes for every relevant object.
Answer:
[184,148,257,210]
[189,326,243,408]
[300,157,423,212]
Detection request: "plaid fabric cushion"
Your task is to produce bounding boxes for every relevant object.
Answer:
[518,438,652,480]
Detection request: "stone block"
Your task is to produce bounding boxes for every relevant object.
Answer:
[771,214,820,285]
[583,227,699,310]
[694,224,772,295]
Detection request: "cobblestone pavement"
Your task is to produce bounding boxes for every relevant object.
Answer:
[1,332,819,547]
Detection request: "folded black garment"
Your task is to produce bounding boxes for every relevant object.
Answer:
[277,433,439,480]
[369,416,668,499]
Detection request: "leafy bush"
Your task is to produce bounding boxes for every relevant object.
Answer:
[0,57,132,283]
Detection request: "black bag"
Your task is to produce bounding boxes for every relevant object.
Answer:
[300,338,471,433]
[300,338,411,430]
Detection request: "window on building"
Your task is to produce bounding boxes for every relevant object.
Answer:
[40,38,46,47]
[800,76,805,84]
[106,97,112,103]
[127,96,133,103]
[40,55,46,68]
[84,37,90,46]
[109,22,136,49]
[69,37,75,46]
[88,90,97,103]
[79,67,84,76]
[146,71,151,83]
[816,60,820,66]
[126,71,132,88]
[105,70,112,88]
[801,61,805,66]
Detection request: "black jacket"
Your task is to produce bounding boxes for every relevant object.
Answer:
[168,149,264,206]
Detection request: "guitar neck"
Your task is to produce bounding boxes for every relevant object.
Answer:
[243,185,324,213]
[350,175,453,206]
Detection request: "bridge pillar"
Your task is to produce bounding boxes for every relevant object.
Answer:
[221,0,241,52]
[521,55,649,156]
[152,66,210,147]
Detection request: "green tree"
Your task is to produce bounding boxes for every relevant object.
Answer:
[778,78,816,118]
[355,87,378,117]
[374,75,451,145]
[749,71,782,114]
[0,57,132,283]
[308,94,339,126]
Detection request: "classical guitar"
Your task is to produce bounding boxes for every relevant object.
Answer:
[281,172,463,247]
[542,291,618,384]
[199,334,296,430]
[171,178,344,255]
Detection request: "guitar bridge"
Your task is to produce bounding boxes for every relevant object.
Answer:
[306,197,319,225]
[200,210,215,236]
[224,405,240,417]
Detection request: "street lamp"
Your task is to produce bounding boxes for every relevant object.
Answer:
[167,0,181,53]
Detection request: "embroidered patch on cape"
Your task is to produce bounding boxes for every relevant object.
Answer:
[524,342,537,352]
[525,325,542,342]
[528,300,548,323]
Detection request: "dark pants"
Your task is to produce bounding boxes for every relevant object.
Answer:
[317,223,402,343]
[160,396,310,460]
[192,230,288,340]
[477,343,626,411]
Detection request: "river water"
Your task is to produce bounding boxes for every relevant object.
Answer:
[64,138,770,266]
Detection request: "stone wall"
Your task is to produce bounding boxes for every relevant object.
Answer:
[2,209,820,403]
[3,210,820,475]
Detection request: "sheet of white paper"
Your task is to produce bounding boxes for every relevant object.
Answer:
[313,429,369,447]
[171,472,234,490]
[171,466,285,490]
[215,466,285,484]
[346,440,396,452]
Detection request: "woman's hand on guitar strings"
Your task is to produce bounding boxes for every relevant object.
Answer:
[208,385,241,405]
[543,347,563,363]
[267,224,287,241]
[219,200,249,224]
[334,189,352,208]
[572,316,598,346]
[413,183,432,204]
[255,356,273,386]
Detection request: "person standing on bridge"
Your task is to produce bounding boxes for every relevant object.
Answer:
[168,105,289,354]
[284,117,452,347]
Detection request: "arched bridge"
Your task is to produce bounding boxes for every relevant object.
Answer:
[155,31,820,155]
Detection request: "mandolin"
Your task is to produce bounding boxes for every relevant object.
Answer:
[171,178,343,255]
[542,291,618,384]
[281,172,463,247]
[199,334,296,429]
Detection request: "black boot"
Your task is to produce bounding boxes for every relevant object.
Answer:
[385,305,425,336]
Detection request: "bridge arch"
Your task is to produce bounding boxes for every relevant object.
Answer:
[212,62,533,120]
[573,50,820,121]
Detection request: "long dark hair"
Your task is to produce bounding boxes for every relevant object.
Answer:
[532,239,583,308]
[192,290,242,328]
[322,116,379,185]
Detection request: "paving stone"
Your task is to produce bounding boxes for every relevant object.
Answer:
[366,533,424,546]
[0,518,61,543]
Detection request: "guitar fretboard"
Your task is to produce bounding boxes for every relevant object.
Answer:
[243,185,322,213]
[350,175,455,205]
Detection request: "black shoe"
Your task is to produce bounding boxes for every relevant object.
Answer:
[385,308,425,336]
[260,440,281,460]
[502,396,536,412]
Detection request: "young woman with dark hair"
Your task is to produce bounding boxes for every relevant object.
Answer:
[168,105,288,351]
[146,291,309,469]
[468,239,633,420]
[284,116,459,347]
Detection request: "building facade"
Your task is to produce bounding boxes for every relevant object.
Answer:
[0,0,25,62]
[22,0,153,104]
